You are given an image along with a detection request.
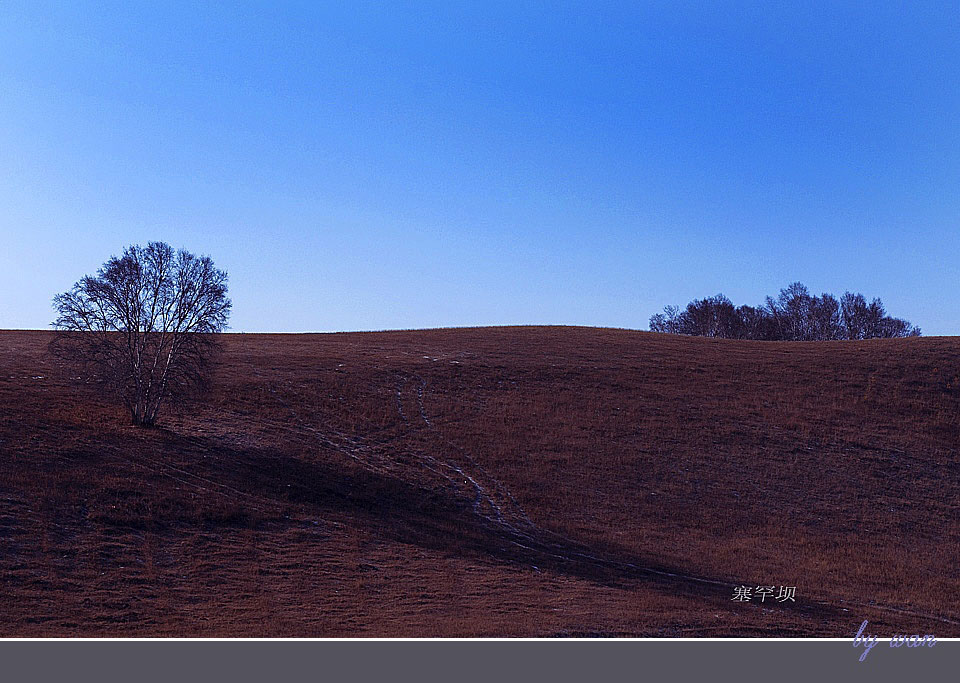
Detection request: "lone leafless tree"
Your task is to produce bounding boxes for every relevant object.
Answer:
[51,242,231,426]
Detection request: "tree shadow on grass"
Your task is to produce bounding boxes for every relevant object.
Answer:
[152,429,846,629]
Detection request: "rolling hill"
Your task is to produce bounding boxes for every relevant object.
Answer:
[1,327,957,636]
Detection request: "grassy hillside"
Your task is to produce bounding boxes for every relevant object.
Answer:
[1,327,957,636]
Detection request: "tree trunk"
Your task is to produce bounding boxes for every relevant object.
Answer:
[130,405,155,427]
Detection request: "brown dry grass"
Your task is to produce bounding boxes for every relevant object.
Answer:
[0,327,957,637]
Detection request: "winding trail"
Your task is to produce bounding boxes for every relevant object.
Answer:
[170,371,960,631]
[388,372,960,629]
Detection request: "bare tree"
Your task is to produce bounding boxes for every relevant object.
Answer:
[51,242,231,426]
[805,293,841,340]
[683,294,738,338]
[649,305,683,334]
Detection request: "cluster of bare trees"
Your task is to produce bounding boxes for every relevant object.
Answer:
[649,282,920,341]
[52,242,231,426]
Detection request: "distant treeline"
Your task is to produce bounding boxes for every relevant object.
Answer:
[649,282,920,341]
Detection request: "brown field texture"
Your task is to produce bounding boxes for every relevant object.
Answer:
[0,326,958,637]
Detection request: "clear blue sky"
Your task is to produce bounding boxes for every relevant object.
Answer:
[2,1,958,333]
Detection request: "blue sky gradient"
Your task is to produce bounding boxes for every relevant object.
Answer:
[2,2,958,333]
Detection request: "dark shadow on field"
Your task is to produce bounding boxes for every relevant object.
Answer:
[152,428,845,629]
